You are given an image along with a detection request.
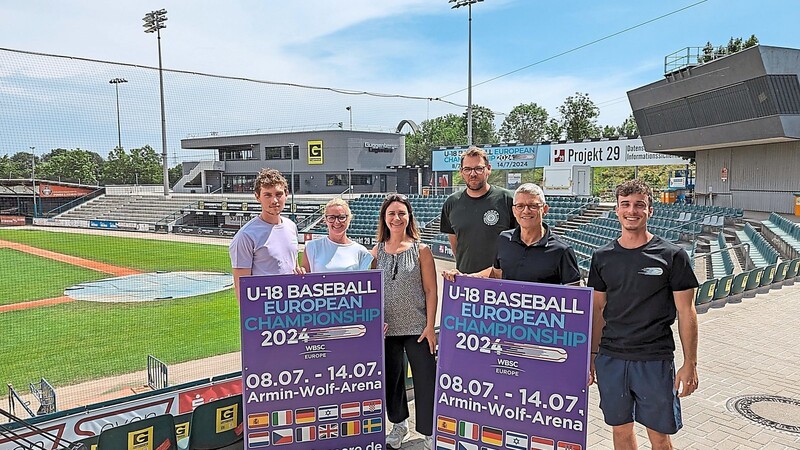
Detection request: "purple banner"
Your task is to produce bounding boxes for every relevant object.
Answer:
[434,277,593,450]
[239,271,386,450]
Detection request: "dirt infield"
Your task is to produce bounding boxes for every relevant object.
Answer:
[0,239,141,276]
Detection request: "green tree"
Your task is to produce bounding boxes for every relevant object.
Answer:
[743,34,759,49]
[499,102,549,143]
[102,147,132,184]
[601,125,618,138]
[10,151,37,175]
[169,164,184,188]
[617,114,639,137]
[464,104,497,146]
[38,148,103,184]
[405,114,465,166]
[556,92,600,141]
[545,118,563,141]
[0,154,29,178]
[727,37,743,54]
[130,145,164,184]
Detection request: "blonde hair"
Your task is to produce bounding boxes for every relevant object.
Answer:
[325,197,351,215]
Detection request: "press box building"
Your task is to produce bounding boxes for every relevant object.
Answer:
[177,129,405,195]
[628,44,800,213]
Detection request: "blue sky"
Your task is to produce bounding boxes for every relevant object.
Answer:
[0,0,798,163]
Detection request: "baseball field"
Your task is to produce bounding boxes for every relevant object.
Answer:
[0,228,241,398]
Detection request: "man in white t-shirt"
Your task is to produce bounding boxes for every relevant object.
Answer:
[229,168,299,300]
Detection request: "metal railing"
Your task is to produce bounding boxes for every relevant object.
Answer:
[692,242,751,273]
[29,378,56,416]
[42,187,105,217]
[155,200,199,228]
[147,355,168,390]
[6,384,35,421]
[296,204,325,232]
[664,47,702,74]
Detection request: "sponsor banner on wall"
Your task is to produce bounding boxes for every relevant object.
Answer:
[432,145,544,172]
[33,218,90,228]
[38,184,95,198]
[307,140,324,165]
[0,215,26,226]
[0,379,242,450]
[550,138,689,167]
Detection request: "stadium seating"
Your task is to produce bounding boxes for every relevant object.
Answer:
[761,213,800,257]
[97,414,178,450]
[744,267,765,292]
[178,395,244,450]
[694,279,717,307]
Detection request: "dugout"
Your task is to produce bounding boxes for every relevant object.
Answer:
[628,44,800,213]
[0,179,101,219]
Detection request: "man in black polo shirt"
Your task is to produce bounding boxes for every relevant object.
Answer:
[443,183,580,285]
[440,146,516,274]
[587,179,699,450]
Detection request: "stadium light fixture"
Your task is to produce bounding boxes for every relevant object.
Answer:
[449,0,483,146]
[143,9,170,196]
[109,78,128,150]
[346,106,352,131]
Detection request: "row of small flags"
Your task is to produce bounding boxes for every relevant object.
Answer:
[436,415,581,450]
[247,417,383,447]
[247,399,382,429]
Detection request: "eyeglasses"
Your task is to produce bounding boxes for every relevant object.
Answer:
[461,166,487,174]
[324,214,348,223]
[513,203,545,212]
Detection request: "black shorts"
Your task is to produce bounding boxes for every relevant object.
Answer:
[595,354,682,435]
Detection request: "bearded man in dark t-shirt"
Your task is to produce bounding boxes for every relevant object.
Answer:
[440,146,516,273]
[587,179,699,450]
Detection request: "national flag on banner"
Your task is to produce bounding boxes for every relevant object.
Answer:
[557,441,581,450]
[247,431,270,448]
[504,430,527,450]
[363,417,383,434]
[295,425,316,442]
[295,407,316,424]
[480,426,503,446]
[341,402,361,418]
[271,428,293,446]
[437,415,457,435]
[458,420,479,440]
[436,435,456,450]
[247,413,269,429]
[530,435,555,450]
[341,420,361,436]
[318,423,338,440]
[457,441,479,450]
[271,410,293,426]
[362,399,383,415]
[318,404,339,421]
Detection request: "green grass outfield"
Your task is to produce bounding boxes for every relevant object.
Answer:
[0,248,105,305]
[0,229,240,392]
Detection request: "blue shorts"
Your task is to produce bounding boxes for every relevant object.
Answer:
[594,354,682,435]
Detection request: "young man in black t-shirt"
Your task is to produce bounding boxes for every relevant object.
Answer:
[587,179,699,450]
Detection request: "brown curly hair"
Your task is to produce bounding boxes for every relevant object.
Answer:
[615,179,653,207]
[253,168,288,196]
